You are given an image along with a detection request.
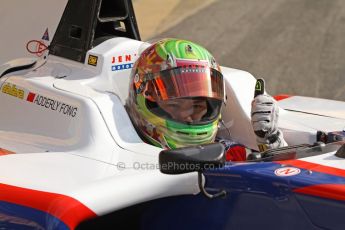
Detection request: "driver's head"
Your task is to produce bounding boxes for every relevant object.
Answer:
[126,38,225,149]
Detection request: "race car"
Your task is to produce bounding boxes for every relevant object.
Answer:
[0,0,345,229]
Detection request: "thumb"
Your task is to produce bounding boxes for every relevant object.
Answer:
[254,78,265,98]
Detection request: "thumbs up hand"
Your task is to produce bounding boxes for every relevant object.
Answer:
[251,79,285,149]
[251,94,279,141]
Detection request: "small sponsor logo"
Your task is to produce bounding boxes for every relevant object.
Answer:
[1,83,25,99]
[41,28,50,41]
[88,55,98,66]
[26,92,36,102]
[185,44,193,54]
[25,28,50,57]
[133,73,140,83]
[274,167,301,177]
[111,54,136,71]
[26,92,78,118]
[111,63,134,71]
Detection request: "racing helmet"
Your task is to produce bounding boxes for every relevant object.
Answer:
[126,38,225,149]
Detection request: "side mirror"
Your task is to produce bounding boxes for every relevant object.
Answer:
[159,143,225,174]
[159,143,226,199]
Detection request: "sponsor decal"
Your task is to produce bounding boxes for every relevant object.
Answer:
[41,28,50,41]
[111,63,134,71]
[26,92,78,118]
[111,54,136,71]
[274,167,301,177]
[88,55,98,66]
[1,83,24,99]
[26,92,36,102]
[1,82,78,118]
[26,28,50,57]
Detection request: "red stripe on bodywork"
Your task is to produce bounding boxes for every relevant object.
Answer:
[275,159,345,178]
[273,94,291,101]
[294,184,345,201]
[0,183,97,229]
[0,148,14,156]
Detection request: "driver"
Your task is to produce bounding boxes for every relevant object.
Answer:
[126,38,286,161]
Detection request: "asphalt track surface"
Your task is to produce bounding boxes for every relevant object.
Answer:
[142,0,345,101]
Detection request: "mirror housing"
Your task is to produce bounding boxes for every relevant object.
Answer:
[159,143,225,175]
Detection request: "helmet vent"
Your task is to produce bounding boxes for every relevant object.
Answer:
[176,131,189,135]
[197,132,208,135]
[176,131,208,136]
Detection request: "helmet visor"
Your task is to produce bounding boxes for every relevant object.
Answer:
[146,66,224,101]
[147,97,222,125]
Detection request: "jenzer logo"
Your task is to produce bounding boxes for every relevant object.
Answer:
[26,92,78,118]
